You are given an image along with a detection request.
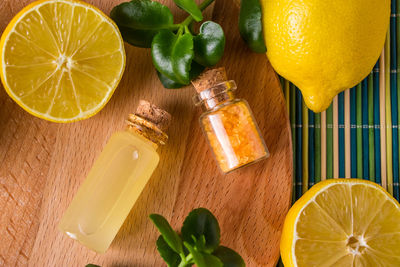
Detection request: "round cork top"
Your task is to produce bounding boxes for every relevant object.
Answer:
[134,100,171,132]
[191,67,228,93]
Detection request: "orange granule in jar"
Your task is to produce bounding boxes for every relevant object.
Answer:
[201,100,268,172]
[192,67,269,173]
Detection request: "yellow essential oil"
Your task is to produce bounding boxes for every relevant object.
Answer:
[58,100,171,253]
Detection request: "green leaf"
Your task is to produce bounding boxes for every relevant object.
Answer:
[157,61,205,89]
[203,254,224,267]
[184,242,205,265]
[181,208,220,252]
[188,61,206,80]
[238,0,267,53]
[156,235,182,267]
[110,0,174,48]
[85,265,101,267]
[194,235,207,252]
[194,21,225,66]
[116,26,159,48]
[185,242,223,267]
[149,214,183,254]
[173,0,203,21]
[157,71,184,89]
[152,30,194,84]
[213,246,245,267]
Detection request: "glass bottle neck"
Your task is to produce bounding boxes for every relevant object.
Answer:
[193,80,237,111]
[125,114,168,148]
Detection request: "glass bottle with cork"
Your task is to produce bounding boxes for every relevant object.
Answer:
[192,68,269,173]
[58,100,171,253]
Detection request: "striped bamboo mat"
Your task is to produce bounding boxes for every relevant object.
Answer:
[281,0,400,203]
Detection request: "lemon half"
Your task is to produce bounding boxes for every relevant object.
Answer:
[281,179,400,267]
[0,0,125,122]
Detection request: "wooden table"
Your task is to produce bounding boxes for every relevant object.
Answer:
[0,0,293,266]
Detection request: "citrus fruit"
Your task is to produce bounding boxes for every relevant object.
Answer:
[281,179,400,267]
[0,0,125,122]
[261,0,390,112]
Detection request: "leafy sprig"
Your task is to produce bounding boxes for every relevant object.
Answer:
[110,0,225,89]
[238,0,266,53]
[149,208,245,267]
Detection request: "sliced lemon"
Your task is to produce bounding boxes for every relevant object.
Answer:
[281,179,400,267]
[0,0,125,122]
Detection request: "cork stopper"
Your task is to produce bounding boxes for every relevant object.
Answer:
[134,100,171,132]
[191,67,228,93]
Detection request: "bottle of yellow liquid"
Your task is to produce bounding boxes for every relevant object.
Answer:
[58,100,171,253]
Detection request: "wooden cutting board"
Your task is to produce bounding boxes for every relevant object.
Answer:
[0,0,293,266]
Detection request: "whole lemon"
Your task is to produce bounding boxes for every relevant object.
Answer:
[261,0,390,112]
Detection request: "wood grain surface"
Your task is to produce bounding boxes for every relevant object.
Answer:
[0,0,293,266]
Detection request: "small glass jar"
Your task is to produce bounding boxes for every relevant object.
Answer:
[193,69,269,173]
